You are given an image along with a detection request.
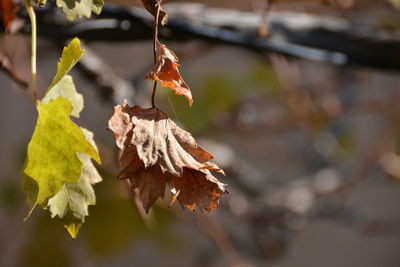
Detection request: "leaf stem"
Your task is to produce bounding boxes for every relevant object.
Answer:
[24,0,39,104]
[151,0,162,108]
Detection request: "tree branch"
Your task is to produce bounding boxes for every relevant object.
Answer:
[13,2,400,70]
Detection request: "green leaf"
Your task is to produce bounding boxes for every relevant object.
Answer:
[48,168,95,238]
[23,97,100,209]
[78,128,102,184]
[56,0,103,21]
[48,38,84,90]
[43,75,83,118]
[22,36,102,238]
[47,128,102,238]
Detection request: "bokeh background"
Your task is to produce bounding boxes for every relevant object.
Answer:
[1,0,400,266]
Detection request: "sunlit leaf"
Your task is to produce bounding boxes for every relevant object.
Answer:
[56,0,103,21]
[23,97,100,211]
[42,75,83,118]
[48,38,84,90]
[22,37,101,238]
[48,128,102,238]
[108,101,227,213]
[146,44,193,106]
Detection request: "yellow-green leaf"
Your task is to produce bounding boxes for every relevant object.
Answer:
[78,128,102,185]
[48,38,84,90]
[65,222,82,238]
[47,128,102,238]
[23,97,100,208]
[56,0,103,21]
[23,45,86,217]
[43,75,83,118]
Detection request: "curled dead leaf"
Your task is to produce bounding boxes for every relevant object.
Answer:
[141,0,168,25]
[145,44,193,106]
[0,0,18,31]
[108,101,227,212]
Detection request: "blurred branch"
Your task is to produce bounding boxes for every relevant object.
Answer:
[331,92,400,197]
[0,51,28,88]
[312,201,400,235]
[12,3,400,70]
[77,41,135,104]
[196,214,254,267]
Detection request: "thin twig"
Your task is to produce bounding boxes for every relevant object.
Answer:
[151,0,162,108]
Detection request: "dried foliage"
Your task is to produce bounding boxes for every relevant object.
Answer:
[146,44,193,105]
[141,0,168,25]
[108,101,228,213]
[0,0,18,31]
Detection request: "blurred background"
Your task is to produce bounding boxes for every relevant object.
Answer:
[1,0,400,266]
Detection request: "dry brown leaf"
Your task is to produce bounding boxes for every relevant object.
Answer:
[0,0,18,31]
[108,101,227,212]
[146,44,193,106]
[141,0,168,25]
